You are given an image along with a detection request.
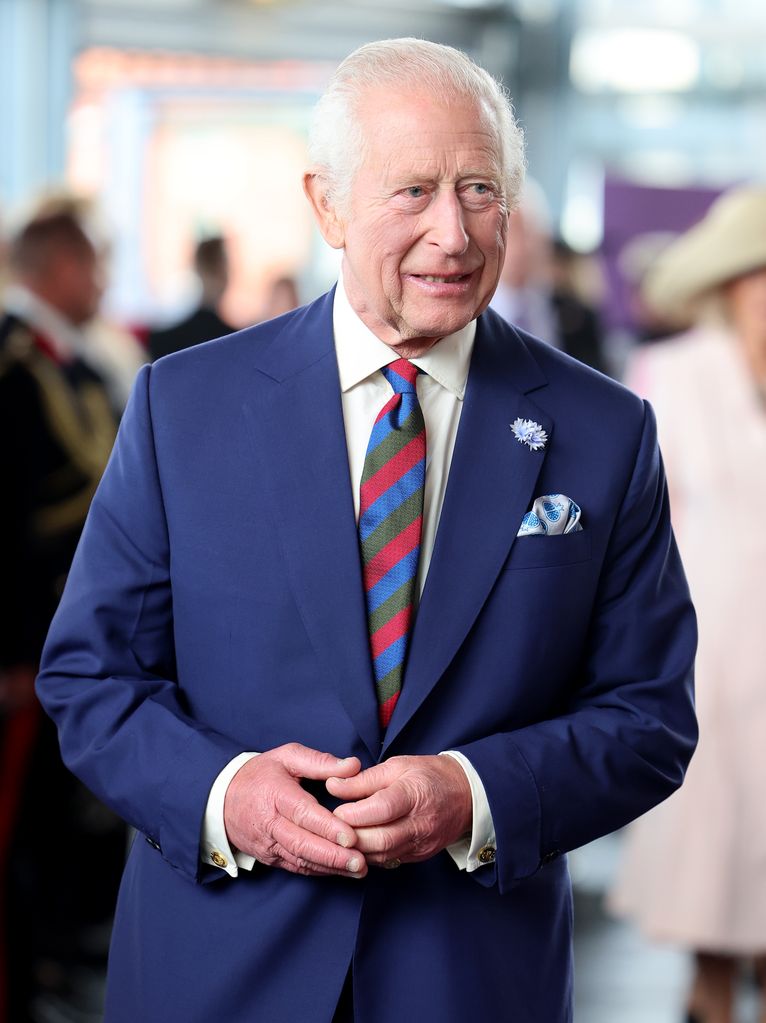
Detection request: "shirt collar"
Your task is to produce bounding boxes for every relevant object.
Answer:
[3,283,84,362]
[333,273,475,400]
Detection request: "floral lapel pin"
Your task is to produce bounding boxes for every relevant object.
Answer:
[510,417,548,451]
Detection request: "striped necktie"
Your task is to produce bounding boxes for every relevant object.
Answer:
[359,359,426,728]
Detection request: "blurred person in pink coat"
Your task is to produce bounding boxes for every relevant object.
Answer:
[609,186,766,1023]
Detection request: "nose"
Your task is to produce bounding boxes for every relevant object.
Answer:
[427,188,469,256]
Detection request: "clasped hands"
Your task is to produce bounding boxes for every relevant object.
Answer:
[223,743,473,879]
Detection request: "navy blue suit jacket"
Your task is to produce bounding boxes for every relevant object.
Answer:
[37,290,697,1022]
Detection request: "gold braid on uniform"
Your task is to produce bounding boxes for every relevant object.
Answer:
[4,326,117,541]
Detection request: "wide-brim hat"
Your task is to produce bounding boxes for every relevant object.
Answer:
[642,185,766,322]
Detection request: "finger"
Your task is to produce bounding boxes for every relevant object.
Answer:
[276,786,358,850]
[326,761,398,800]
[276,743,361,782]
[266,842,366,879]
[351,823,411,860]
[333,785,413,828]
[270,824,366,876]
[271,816,367,876]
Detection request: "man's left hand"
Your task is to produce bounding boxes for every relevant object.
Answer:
[326,755,472,867]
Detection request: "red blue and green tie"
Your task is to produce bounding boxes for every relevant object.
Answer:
[359,359,426,728]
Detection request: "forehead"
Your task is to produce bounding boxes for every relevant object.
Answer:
[355,86,502,176]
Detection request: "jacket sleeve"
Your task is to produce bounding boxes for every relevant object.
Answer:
[36,364,243,884]
[455,400,698,893]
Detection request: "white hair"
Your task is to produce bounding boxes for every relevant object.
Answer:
[308,37,526,212]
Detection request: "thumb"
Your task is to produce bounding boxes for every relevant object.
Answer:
[326,761,393,799]
[276,743,361,781]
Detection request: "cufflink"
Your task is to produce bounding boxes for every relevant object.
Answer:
[211,851,228,869]
[477,845,496,865]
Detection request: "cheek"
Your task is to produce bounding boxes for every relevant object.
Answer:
[355,222,393,271]
[480,236,506,280]
[476,213,506,256]
[374,241,413,296]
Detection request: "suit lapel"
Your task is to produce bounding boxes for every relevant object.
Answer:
[384,314,551,751]
[242,292,381,760]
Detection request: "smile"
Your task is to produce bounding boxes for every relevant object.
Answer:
[413,273,470,283]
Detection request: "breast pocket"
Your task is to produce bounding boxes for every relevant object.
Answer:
[504,529,592,571]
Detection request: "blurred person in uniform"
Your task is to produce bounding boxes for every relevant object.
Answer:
[490,183,607,373]
[609,186,766,1023]
[149,235,235,360]
[0,209,124,1022]
[30,191,147,411]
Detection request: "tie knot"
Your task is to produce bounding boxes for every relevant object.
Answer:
[381,359,419,394]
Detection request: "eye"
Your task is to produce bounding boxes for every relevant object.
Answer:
[392,185,431,210]
[460,182,497,210]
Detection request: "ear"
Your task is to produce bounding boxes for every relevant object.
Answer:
[303,172,346,250]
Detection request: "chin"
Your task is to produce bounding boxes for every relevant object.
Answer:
[418,315,472,338]
[387,333,440,358]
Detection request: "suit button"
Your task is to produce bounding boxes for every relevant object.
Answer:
[211,851,228,869]
[541,849,561,866]
[477,845,496,865]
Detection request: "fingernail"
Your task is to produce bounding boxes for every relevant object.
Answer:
[347,857,361,873]
[336,758,353,767]
[337,832,350,848]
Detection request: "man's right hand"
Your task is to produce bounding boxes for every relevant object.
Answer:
[223,743,367,878]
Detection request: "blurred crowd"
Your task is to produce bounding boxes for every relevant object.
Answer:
[1,177,765,1022]
[0,194,301,1022]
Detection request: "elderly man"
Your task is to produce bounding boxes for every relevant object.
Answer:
[37,39,697,1023]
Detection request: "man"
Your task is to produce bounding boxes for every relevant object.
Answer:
[37,39,697,1022]
[0,210,123,1021]
[148,234,235,360]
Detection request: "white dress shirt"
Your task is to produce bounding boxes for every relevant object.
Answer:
[201,277,496,876]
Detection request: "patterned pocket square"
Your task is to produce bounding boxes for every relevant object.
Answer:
[517,494,583,536]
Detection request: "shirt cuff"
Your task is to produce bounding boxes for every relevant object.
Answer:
[439,750,497,872]
[201,751,260,877]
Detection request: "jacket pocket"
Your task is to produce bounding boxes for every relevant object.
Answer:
[503,529,592,571]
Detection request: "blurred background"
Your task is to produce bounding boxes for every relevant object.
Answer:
[2,1,765,1021]
[4,0,764,350]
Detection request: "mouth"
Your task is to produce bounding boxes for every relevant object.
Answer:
[410,273,472,283]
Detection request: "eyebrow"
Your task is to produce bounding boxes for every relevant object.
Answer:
[387,168,501,188]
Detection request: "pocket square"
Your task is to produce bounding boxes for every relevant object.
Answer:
[517,494,583,537]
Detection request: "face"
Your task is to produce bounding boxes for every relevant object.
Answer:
[307,87,508,356]
[49,245,104,326]
[725,267,766,351]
